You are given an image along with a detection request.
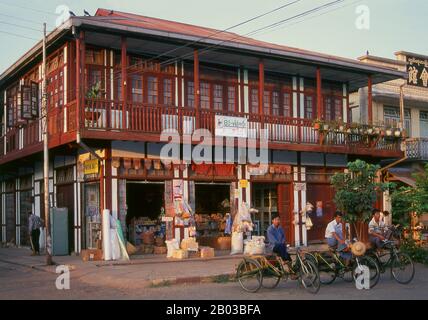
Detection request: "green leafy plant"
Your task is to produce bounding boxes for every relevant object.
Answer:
[400,239,428,266]
[391,163,428,228]
[86,81,102,99]
[331,160,392,240]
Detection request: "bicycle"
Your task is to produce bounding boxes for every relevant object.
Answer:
[366,239,415,284]
[236,247,320,294]
[305,244,380,288]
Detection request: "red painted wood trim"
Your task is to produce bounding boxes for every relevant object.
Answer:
[178,62,182,107]
[316,67,322,120]
[75,32,83,131]
[368,75,373,124]
[194,50,200,129]
[121,37,127,129]
[258,60,264,116]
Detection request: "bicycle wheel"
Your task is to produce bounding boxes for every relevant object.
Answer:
[316,252,337,285]
[391,252,415,284]
[236,259,263,293]
[357,256,380,288]
[261,268,282,289]
[299,260,320,294]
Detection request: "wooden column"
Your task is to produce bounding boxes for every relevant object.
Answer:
[121,37,127,129]
[316,67,322,120]
[368,75,373,124]
[194,50,200,129]
[104,147,112,212]
[76,31,84,130]
[258,60,264,130]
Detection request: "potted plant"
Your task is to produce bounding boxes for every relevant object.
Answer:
[394,129,402,137]
[85,82,102,122]
[313,119,323,130]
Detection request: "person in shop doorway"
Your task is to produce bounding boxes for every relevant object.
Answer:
[28,210,44,256]
[266,215,292,262]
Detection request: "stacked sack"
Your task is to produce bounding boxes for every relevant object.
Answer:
[244,236,265,255]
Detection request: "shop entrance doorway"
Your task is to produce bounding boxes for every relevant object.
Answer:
[252,183,293,243]
[56,184,75,254]
[194,183,230,215]
[126,182,164,245]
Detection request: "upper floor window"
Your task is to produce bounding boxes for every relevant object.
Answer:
[131,75,143,103]
[147,76,158,104]
[420,111,428,137]
[304,95,315,119]
[227,86,236,112]
[263,91,270,115]
[163,78,173,105]
[251,89,259,114]
[283,92,291,117]
[200,82,210,109]
[187,81,194,108]
[213,84,223,111]
[384,106,411,134]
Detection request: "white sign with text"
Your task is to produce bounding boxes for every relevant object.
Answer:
[215,115,248,138]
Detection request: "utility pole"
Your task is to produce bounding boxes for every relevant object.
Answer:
[42,23,53,265]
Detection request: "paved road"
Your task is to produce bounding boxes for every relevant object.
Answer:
[1,260,427,300]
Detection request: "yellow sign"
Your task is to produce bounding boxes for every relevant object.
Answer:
[84,159,99,175]
[239,179,248,188]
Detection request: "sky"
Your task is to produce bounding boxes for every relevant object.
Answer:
[0,0,427,74]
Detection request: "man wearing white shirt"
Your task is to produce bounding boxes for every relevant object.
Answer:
[369,209,386,249]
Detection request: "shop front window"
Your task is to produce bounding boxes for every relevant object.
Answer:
[84,183,101,250]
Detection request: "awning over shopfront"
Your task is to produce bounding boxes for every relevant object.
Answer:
[386,167,416,187]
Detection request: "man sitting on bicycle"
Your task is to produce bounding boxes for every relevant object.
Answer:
[266,215,291,262]
[369,209,386,250]
[325,211,351,263]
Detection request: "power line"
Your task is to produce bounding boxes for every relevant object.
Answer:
[183,0,346,65]
[256,0,362,37]
[0,20,44,33]
[0,30,38,41]
[108,0,302,77]
[0,1,57,16]
[0,12,45,25]
[109,0,348,83]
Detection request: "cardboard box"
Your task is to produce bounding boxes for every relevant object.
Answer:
[81,249,103,262]
[200,247,215,258]
[172,249,189,259]
[181,238,199,251]
[154,246,167,255]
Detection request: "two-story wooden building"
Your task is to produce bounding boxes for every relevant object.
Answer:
[0,9,406,254]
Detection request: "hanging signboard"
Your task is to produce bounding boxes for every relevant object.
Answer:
[215,115,248,138]
[83,159,99,175]
[407,55,428,88]
[294,182,306,192]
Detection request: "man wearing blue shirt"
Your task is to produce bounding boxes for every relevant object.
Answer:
[266,215,291,262]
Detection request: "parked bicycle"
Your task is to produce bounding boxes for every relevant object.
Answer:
[305,241,380,288]
[236,247,320,294]
[366,239,414,284]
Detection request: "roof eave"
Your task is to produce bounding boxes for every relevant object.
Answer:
[0,19,73,87]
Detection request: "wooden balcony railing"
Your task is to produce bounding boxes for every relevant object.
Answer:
[80,98,402,153]
[406,138,428,160]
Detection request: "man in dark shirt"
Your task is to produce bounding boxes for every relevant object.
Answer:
[266,215,291,262]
